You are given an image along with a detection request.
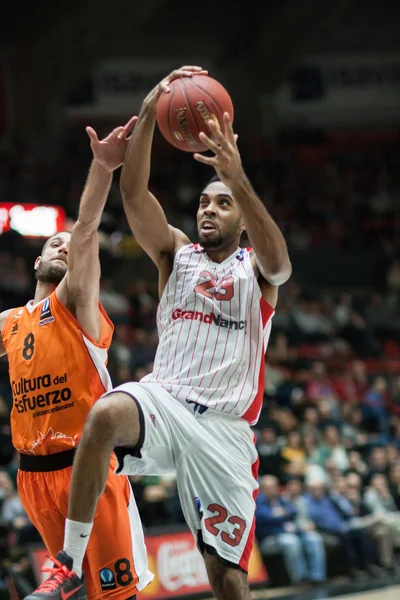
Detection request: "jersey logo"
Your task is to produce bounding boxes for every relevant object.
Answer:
[236,249,245,261]
[149,414,157,427]
[194,270,234,301]
[172,308,246,331]
[39,298,55,326]
[18,427,78,455]
[10,322,19,335]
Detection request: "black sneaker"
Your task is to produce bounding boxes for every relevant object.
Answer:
[24,551,86,600]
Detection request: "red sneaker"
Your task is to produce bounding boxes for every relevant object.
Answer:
[24,551,86,600]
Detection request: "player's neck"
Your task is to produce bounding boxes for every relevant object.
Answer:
[205,242,239,264]
[33,282,57,305]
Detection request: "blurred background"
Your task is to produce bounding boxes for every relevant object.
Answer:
[1,0,400,598]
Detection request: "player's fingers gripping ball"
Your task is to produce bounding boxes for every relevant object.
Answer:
[156,75,234,153]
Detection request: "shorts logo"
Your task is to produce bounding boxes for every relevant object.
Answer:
[99,568,116,590]
[195,496,203,517]
[39,298,55,326]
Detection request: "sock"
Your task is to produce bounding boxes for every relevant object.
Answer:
[64,519,93,577]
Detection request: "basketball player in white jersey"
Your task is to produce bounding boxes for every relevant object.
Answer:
[29,66,291,600]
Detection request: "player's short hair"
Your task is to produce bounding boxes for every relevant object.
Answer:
[204,174,221,189]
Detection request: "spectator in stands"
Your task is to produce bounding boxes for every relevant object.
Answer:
[362,377,389,435]
[389,463,400,510]
[292,299,333,343]
[0,471,39,545]
[130,328,156,370]
[390,420,400,447]
[364,293,394,339]
[256,476,326,584]
[256,425,287,479]
[306,479,376,578]
[387,445,399,468]
[318,425,349,472]
[346,472,397,572]
[346,450,368,478]
[281,431,306,476]
[390,377,400,416]
[99,278,130,324]
[367,447,389,480]
[364,474,400,527]
[109,324,132,367]
[341,406,366,448]
[0,395,13,467]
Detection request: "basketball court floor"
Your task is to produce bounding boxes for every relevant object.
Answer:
[204,577,400,600]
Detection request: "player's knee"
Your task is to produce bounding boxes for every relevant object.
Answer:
[85,394,121,442]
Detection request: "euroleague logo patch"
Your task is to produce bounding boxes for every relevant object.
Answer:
[39,298,55,326]
[99,568,116,590]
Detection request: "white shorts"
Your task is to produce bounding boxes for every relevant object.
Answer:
[109,382,259,572]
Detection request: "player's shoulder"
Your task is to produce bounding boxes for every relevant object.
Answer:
[168,225,191,256]
[0,307,22,332]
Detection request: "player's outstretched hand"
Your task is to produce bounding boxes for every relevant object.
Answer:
[194,113,242,186]
[143,66,208,110]
[86,116,137,172]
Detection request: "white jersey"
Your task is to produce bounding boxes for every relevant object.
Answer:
[142,244,274,425]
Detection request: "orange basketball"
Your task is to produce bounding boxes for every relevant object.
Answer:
[156,75,234,153]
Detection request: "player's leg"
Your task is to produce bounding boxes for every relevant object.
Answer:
[19,469,86,600]
[24,382,182,600]
[175,410,258,600]
[23,391,143,600]
[84,465,153,600]
[17,470,66,556]
[203,554,251,600]
[68,392,142,525]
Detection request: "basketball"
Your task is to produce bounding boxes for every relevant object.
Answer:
[156,75,234,153]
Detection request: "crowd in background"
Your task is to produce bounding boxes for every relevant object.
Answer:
[1,129,400,587]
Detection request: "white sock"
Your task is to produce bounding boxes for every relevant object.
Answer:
[64,519,93,577]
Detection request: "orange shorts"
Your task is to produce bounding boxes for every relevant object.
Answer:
[18,457,151,600]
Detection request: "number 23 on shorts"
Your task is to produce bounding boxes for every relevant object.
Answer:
[204,503,246,547]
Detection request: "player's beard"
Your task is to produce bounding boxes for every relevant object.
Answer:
[35,260,67,284]
[199,219,241,249]
[200,230,223,248]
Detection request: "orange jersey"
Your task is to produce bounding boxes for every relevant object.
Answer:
[2,291,114,455]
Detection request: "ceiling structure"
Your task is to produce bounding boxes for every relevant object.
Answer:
[3,0,399,134]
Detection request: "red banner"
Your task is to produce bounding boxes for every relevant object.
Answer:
[0,203,66,237]
[31,530,267,599]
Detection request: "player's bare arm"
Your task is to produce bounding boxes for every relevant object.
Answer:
[57,117,137,341]
[0,309,14,357]
[194,113,292,303]
[120,66,207,270]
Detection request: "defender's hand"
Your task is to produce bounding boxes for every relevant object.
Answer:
[86,116,137,172]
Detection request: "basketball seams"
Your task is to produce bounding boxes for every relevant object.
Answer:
[167,83,175,147]
[179,78,203,151]
[187,76,233,123]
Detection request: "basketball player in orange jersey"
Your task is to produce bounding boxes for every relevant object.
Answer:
[29,65,291,600]
[0,118,153,600]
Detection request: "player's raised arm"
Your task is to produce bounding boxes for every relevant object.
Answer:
[120,66,207,268]
[58,118,136,339]
[194,113,292,287]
